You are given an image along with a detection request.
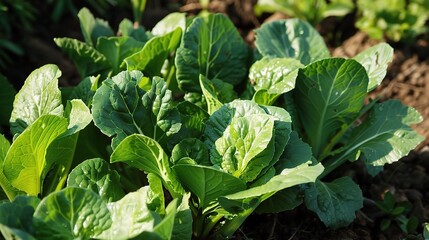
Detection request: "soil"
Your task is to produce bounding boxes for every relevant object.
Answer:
[2,0,429,239]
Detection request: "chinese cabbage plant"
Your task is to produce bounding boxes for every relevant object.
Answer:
[0,9,423,240]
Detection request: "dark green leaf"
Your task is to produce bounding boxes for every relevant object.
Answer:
[54,38,110,78]
[176,13,248,92]
[293,58,368,157]
[173,164,246,209]
[111,134,184,198]
[0,74,16,126]
[97,36,146,75]
[255,18,330,64]
[304,177,363,228]
[34,187,111,239]
[124,28,182,78]
[77,7,114,46]
[171,138,210,165]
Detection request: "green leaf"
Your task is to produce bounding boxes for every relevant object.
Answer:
[67,158,124,202]
[338,100,424,175]
[152,198,177,240]
[152,12,187,36]
[304,177,363,228]
[118,18,150,42]
[171,193,192,240]
[0,74,16,126]
[111,134,184,197]
[250,57,303,105]
[293,58,368,157]
[97,36,146,75]
[255,18,330,65]
[211,114,276,182]
[176,13,248,92]
[147,173,165,214]
[173,164,246,209]
[171,138,210,165]
[353,43,394,91]
[0,195,40,235]
[276,131,314,171]
[124,28,182,78]
[77,7,114,46]
[54,38,110,78]
[67,75,100,106]
[0,134,9,163]
[423,222,429,239]
[204,100,266,151]
[3,115,68,196]
[219,162,323,213]
[64,99,92,136]
[96,186,157,239]
[34,187,111,239]
[0,224,37,240]
[255,187,303,214]
[92,72,181,149]
[10,64,64,135]
[199,75,223,115]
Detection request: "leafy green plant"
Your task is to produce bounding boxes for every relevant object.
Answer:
[355,0,429,42]
[248,18,423,228]
[376,191,419,234]
[254,0,354,26]
[0,9,424,240]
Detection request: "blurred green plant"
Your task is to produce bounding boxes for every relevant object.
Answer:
[254,0,354,26]
[0,0,36,69]
[355,0,429,43]
[376,191,419,234]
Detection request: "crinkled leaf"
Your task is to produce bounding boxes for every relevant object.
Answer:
[173,164,246,209]
[0,74,15,126]
[10,64,64,135]
[97,36,146,75]
[96,186,156,239]
[211,114,276,182]
[293,58,368,157]
[337,100,423,175]
[176,13,248,92]
[111,134,184,197]
[67,158,124,202]
[204,100,266,151]
[34,187,111,239]
[124,28,182,77]
[353,43,394,91]
[152,12,186,36]
[77,7,114,46]
[250,57,303,105]
[3,115,68,196]
[54,38,110,78]
[92,72,181,149]
[255,18,330,64]
[171,138,210,165]
[219,163,323,213]
[199,75,223,115]
[304,177,363,228]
